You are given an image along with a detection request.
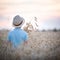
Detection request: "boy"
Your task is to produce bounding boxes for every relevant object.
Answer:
[8,15,28,48]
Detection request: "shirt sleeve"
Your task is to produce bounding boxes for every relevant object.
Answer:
[24,32,28,41]
[8,33,11,42]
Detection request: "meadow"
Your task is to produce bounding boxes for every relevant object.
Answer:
[0,29,60,60]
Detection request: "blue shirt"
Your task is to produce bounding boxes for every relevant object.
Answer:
[8,28,28,48]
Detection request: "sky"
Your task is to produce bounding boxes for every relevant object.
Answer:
[0,0,60,30]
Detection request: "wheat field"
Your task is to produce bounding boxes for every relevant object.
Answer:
[0,30,60,60]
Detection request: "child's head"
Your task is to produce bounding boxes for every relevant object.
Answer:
[13,15,25,28]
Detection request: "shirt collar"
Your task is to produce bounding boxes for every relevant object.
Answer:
[15,27,21,30]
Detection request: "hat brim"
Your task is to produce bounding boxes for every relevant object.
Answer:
[13,20,25,27]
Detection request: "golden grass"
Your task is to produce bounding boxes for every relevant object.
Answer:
[0,30,60,60]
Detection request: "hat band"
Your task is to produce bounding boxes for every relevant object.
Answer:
[14,21,23,26]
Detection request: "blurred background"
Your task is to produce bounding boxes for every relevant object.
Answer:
[0,0,60,30]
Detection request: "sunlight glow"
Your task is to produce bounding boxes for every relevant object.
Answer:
[0,0,60,29]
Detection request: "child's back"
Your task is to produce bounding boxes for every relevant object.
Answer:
[8,28,28,48]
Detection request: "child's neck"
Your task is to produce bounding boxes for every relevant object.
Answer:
[15,27,21,29]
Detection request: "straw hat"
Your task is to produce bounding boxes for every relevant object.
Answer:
[13,15,25,27]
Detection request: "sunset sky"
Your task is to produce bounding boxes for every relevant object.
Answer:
[0,0,60,30]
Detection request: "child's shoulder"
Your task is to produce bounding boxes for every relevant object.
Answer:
[22,30,27,34]
[23,31,28,37]
[8,29,14,35]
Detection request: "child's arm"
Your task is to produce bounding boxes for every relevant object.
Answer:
[23,32,28,45]
[8,33,12,46]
